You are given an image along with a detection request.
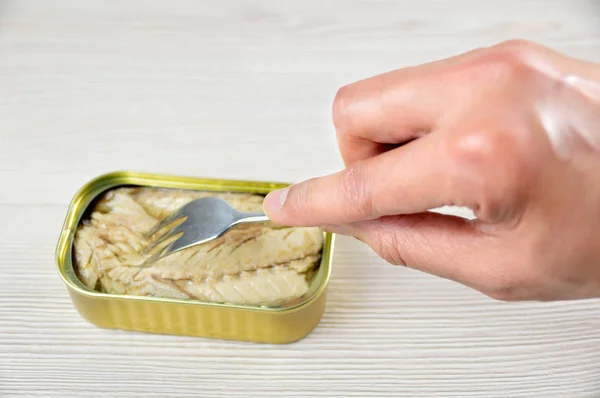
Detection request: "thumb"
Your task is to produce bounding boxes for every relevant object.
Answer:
[263,134,460,227]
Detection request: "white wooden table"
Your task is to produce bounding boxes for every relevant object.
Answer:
[2,1,600,396]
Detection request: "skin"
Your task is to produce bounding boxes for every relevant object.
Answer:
[262,39,600,302]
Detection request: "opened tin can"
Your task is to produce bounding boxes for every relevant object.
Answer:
[55,171,334,343]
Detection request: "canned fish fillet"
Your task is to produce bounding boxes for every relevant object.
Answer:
[55,171,335,343]
[73,186,324,307]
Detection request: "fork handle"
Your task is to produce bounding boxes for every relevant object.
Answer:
[235,212,270,225]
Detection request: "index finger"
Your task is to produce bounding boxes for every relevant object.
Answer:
[264,108,531,228]
[333,46,488,166]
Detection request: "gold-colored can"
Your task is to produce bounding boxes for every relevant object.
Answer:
[55,171,334,343]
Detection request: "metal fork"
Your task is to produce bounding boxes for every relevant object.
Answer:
[141,196,269,264]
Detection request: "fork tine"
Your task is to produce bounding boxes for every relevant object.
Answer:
[145,213,186,239]
[138,240,177,267]
[143,222,186,255]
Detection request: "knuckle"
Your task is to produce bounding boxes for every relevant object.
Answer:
[287,178,318,216]
[488,271,528,294]
[495,39,543,56]
[480,253,542,301]
[448,128,505,167]
[372,227,406,266]
[339,162,374,218]
[484,277,537,301]
[485,288,523,302]
[445,128,525,223]
[478,39,544,79]
[332,84,355,132]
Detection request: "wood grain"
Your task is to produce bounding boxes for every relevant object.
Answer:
[1,1,600,397]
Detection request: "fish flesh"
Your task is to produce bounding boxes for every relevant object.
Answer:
[73,187,324,306]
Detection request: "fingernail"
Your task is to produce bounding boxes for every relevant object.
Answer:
[471,219,497,235]
[279,187,289,208]
[264,186,290,213]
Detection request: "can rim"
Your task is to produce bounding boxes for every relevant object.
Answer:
[55,170,334,314]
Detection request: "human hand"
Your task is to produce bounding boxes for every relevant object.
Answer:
[263,40,600,301]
